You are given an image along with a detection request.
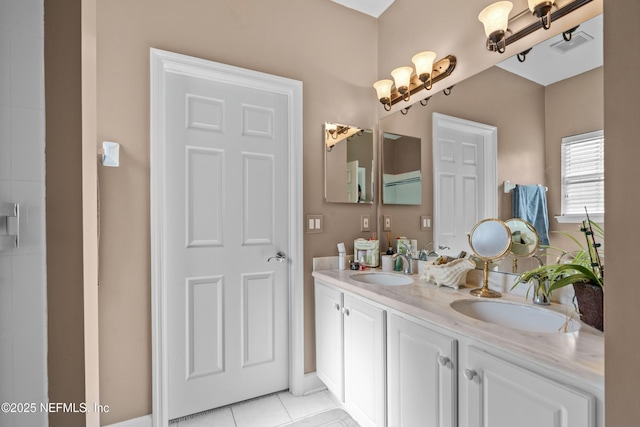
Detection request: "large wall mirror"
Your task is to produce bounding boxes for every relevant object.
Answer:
[382,133,421,205]
[378,13,603,275]
[324,122,374,203]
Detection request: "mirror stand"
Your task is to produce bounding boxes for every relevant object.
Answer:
[468,218,512,299]
[470,261,502,298]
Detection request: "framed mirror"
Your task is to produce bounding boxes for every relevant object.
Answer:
[468,218,512,298]
[506,218,540,258]
[382,132,421,205]
[324,122,374,203]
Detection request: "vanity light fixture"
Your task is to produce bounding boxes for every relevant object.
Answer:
[373,54,457,111]
[412,51,437,90]
[478,1,513,54]
[325,123,350,140]
[325,123,364,151]
[391,66,414,102]
[528,0,555,30]
[478,0,593,55]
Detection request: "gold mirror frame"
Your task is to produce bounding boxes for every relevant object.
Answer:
[505,217,540,273]
[468,218,512,298]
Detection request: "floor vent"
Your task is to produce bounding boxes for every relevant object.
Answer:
[550,31,594,54]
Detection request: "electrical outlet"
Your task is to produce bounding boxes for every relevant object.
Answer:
[383,215,392,231]
[361,215,370,232]
[420,215,432,231]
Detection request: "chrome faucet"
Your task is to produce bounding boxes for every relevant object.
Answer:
[393,242,414,275]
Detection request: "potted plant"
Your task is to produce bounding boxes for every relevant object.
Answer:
[514,219,604,331]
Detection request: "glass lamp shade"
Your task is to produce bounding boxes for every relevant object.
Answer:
[373,79,393,101]
[411,51,437,80]
[478,1,513,37]
[390,66,414,93]
[528,0,554,13]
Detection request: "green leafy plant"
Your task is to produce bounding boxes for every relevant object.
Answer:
[513,220,603,300]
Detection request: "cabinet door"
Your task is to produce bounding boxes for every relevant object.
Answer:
[314,282,344,400]
[387,313,457,427]
[464,346,595,427]
[343,294,386,427]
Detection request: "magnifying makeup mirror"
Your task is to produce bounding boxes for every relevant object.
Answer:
[505,217,540,273]
[468,218,512,298]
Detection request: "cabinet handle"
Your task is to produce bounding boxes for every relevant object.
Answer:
[438,355,450,367]
[342,308,350,316]
[334,303,341,311]
[464,369,477,381]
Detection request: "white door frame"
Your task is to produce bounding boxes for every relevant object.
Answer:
[150,48,304,427]
[432,112,498,253]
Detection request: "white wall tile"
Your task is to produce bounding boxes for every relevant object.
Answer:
[10,107,44,182]
[0,106,10,180]
[10,33,43,110]
[0,0,9,33]
[9,0,43,38]
[0,2,47,425]
[0,33,10,107]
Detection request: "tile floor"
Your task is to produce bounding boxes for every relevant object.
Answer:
[172,390,343,427]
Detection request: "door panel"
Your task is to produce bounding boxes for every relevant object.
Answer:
[433,113,497,257]
[165,71,289,419]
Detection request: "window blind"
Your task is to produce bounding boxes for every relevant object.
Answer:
[561,130,604,215]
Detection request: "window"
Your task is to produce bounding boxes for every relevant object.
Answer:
[558,130,604,222]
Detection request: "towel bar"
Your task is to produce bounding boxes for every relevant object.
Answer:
[503,180,548,194]
[0,202,19,251]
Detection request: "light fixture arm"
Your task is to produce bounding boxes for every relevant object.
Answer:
[517,47,532,62]
[563,25,579,41]
[374,55,457,111]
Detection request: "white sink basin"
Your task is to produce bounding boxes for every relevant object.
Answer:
[351,272,413,286]
[450,299,581,333]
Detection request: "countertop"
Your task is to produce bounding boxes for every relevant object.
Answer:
[312,268,605,390]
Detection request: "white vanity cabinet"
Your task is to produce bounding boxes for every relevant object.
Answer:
[314,282,344,400]
[461,346,596,427]
[314,281,386,427]
[387,313,457,427]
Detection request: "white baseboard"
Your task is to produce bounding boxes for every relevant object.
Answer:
[302,371,326,396]
[103,414,152,427]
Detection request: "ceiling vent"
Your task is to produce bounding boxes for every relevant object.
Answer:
[550,31,594,54]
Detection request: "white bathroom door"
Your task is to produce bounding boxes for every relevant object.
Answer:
[163,62,290,419]
[432,113,497,257]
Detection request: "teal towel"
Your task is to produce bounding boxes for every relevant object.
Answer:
[512,184,550,246]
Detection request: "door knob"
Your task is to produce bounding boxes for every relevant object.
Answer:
[267,251,287,263]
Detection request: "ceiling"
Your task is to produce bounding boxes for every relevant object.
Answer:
[330,0,602,86]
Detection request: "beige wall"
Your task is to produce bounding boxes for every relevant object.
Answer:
[604,1,640,424]
[44,1,87,426]
[545,67,604,250]
[94,0,376,424]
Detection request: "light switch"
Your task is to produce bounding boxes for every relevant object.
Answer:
[420,215,432,231]
[102,141,120,167]
[306,214,323,233]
